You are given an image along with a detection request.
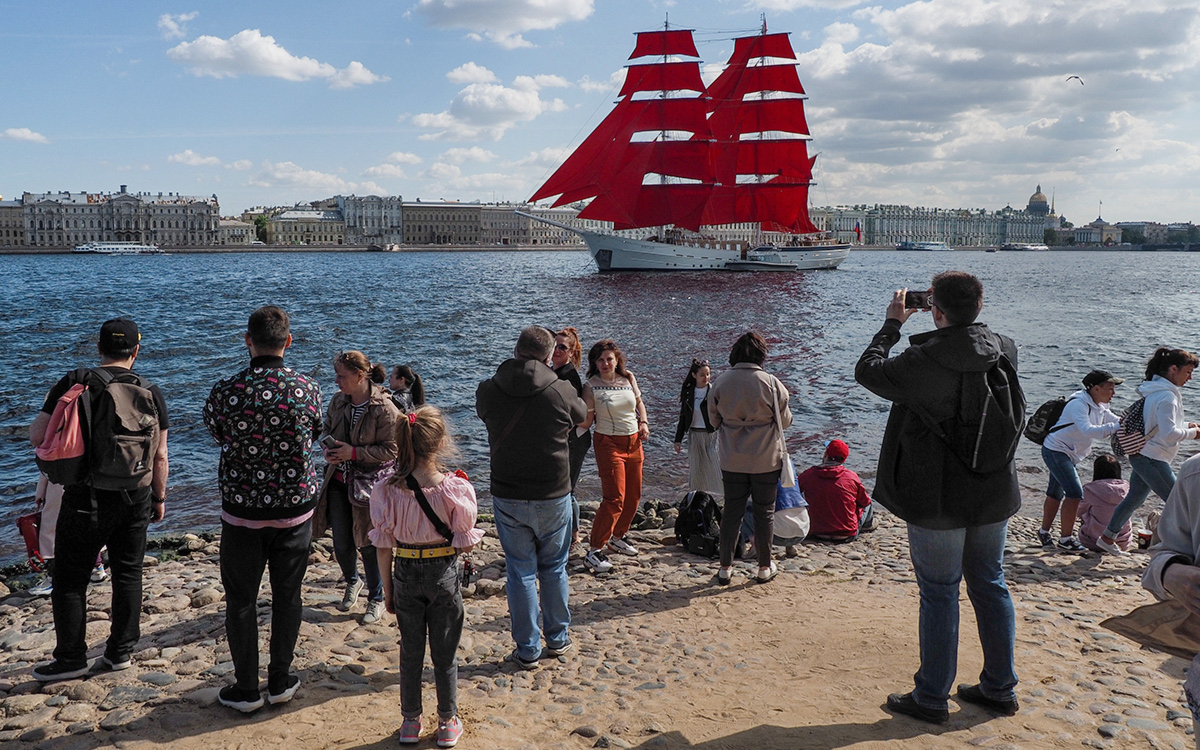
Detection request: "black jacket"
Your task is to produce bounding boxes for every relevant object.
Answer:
[855,320,1023,530]
[477,358,587,500]
[673,383,714,444]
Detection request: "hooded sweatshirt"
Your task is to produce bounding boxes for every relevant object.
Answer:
[476,358,587,500]
[1137,375,1200,463]
[855,320,1024,530]
[797,463,872,537]
[1043,389,1120,463]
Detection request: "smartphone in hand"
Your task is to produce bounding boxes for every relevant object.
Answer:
[904,290,932,309]
[320,435,340,449]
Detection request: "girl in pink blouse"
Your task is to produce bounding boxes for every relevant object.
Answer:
[369,405,483,748]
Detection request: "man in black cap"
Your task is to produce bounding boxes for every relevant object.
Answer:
[29,317,169,681]
[1036,369,1123,552]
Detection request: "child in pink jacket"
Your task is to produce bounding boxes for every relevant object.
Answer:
[1078,454,1133,552]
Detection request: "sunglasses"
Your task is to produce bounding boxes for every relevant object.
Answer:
[554,344,569,352]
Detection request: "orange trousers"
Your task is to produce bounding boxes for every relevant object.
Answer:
[589,433,644,549]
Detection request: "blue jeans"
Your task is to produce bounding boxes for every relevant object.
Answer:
[327,480,383,602]
[907,520,1017,710]
[1105,453,1176,538]
[491,495,572,661]
[1041,446,1084,501]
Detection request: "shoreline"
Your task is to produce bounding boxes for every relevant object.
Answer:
[0,244,1194,255]
[0,505,1191,748]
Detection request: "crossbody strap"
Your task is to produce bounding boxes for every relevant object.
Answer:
[404,474,455,542]
[770,379,788,458]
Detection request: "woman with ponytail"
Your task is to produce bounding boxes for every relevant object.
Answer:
[1097,347,1200,554]
[672,358,721,495]
[389,365,426,413]
[369,405,481,747]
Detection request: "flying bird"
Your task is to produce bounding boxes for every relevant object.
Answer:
[1066,75,1084,85]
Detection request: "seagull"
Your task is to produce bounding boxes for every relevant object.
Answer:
[1066,75,1084,85]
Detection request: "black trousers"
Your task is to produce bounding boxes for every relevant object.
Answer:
[220,519,312,692]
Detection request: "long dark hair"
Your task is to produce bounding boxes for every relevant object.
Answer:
[392,364,426,406]
[729,331,768,366]
[1144,347,1199,381]
[586,340,630,379]
[679,359,709,405]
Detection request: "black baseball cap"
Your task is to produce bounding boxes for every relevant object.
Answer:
[99,318,140,355]
[1083,369,1123,388]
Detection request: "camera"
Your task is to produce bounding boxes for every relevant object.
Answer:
[904,290,932,309]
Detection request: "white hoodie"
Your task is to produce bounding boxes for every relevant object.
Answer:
[1043,389,1120,463]
[1137,375,1200,463]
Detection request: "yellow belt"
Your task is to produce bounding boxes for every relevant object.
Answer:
[393,545,456,559]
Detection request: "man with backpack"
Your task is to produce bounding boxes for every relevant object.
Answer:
[29,318,169,681]
[855,271,1024,724]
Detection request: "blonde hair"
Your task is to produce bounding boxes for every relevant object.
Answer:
[388,404,459,483]
[335,350,386,383]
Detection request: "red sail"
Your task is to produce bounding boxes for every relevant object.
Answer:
[619,62,706,98]
[629,30,699,59]
[729,32,796,64]
[706,64,805,106]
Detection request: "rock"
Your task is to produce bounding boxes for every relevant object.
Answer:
[142,555,159,568]
[99,685,161,710]
[3,706,57,730]
[139,672,178,687]
[572,725,600,738]
[1,694,47,716]
[144,595,191,614]
[99,709,139,730]
[65,681,107,704]
[190,588,223,607]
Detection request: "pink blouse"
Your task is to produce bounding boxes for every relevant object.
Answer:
[368,470,485,550]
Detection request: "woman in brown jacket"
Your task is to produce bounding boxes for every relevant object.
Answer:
[316,351,400,624]
[708,331,793,585]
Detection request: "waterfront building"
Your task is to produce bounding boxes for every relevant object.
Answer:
[401,200,481,245]
[337,194,403,246]
[217,219,256,246]
[1116,222,1169,243]
[265,207,345,245]
[0,200,26,247]
[1075,216,1123,246]
[22,186,219,247]
[808,203,1042,246]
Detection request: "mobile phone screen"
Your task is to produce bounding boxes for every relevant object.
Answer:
[904,291,931,309]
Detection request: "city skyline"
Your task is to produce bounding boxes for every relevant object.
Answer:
[3,1,1198,225]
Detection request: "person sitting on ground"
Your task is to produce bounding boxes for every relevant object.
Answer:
[1077,454,1133,553]
[740,457,809,559]
[799,439,876,542]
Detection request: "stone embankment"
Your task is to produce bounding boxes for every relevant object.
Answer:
[0,501,1193,749]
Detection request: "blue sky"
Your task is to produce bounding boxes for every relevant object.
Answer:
[3,0,1198,225]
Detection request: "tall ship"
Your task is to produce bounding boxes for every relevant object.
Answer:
[526,21,850,272]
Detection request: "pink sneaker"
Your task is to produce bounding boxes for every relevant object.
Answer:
[437,716,463,748]
[398,717,422,744]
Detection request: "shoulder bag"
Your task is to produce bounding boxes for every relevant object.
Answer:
[771,378,796,488]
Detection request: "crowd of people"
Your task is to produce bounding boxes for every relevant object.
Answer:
[22,273,1200,747]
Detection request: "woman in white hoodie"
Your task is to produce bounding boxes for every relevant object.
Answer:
[1098,347,1200,554]
[1036,370,1123,551]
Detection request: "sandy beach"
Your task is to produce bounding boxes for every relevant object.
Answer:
[0,498,1193,749]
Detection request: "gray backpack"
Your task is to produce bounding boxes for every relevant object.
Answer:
[83,368,160,491]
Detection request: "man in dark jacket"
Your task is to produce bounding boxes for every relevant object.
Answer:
[476,326,587,670]
[855,271,1023,724]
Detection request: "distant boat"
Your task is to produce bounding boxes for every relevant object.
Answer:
[999,242,1049,251]
[73,242,163,255]
[896,241,950,251]
[525,21,850,272]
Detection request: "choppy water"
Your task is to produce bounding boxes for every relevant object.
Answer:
[2,249,1197,562]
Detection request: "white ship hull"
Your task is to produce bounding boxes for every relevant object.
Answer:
[580,231,850,272]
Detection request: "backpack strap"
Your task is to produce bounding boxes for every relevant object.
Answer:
[404,474,455,543]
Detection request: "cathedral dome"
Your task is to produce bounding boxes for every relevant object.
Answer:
[1027,184,1049,216]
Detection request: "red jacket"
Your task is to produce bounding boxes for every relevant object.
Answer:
[798,464,872,537]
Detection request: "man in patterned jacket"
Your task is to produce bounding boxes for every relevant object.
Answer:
[203,306,323,713]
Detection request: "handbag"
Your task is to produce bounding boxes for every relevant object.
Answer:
[17,511,46,572]
[348,461,395,508]
[771,379,796,488]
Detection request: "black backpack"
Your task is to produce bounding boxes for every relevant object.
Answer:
[674,490,722,558]
[1024,396,1072,445]
[82,367,160,491]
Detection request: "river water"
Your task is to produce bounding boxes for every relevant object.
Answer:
[2,249,1196,562]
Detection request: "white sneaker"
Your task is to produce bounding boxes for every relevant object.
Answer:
[90,565,109,583]
[584,549,614,574]
[607,537,639,556]
[361,599,385,624]
[28,576,53,597]
[1095,538,1127,555]
[339,579,365,611]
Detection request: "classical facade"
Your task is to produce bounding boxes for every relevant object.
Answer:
[1074,217,1123,245]
[265,208,345,245]
[809,203,1043,246]
[402,201,481,245]
[217,219,256,246]
[22,186,219,247]
[337,194,403,245]
[0,200,26,246]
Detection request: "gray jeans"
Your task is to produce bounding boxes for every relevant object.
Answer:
[392,554,464,719]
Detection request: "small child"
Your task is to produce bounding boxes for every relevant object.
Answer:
[1078,454,1134,553]
[369,405,483,748]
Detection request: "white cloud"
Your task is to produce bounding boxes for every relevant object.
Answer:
[227,159,252,171]
[412,74,568,141]
[578,70,623,93]
[413,0,594,49]
[166,29,388,89]
[385,151,422,165]
[364,163,409,179]
[748,0,865,9]
[424,162,462,180]
[249,161,355,193]
[158,12,198,40]
[1,127,49,143]
[168,149,222,167]
[447,62,498,84]
[439,146,497,164]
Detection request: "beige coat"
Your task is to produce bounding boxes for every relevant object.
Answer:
[313,382,400,542]
[708,363,793,474]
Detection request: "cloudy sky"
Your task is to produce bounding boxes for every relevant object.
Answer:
[3,0,1198,224]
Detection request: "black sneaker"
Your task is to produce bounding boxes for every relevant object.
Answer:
[267,674,300,705]
[32,660,90,682]
[95,654,132,672]
[885,692,949,725]
[543,641,574,658]
[956,683,1018,716]
[1055,536,1086,552]
[218,684,265,713]
[507,650,540,671]
[1036,529,1053,547]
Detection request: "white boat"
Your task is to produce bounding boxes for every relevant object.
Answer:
[73,242,163,255]
[527,21,850,272]
[725,247,798,272]
[1000,242,1049,252]
[896,241,950,251]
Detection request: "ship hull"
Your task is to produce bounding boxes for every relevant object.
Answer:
[580,232,850,272]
